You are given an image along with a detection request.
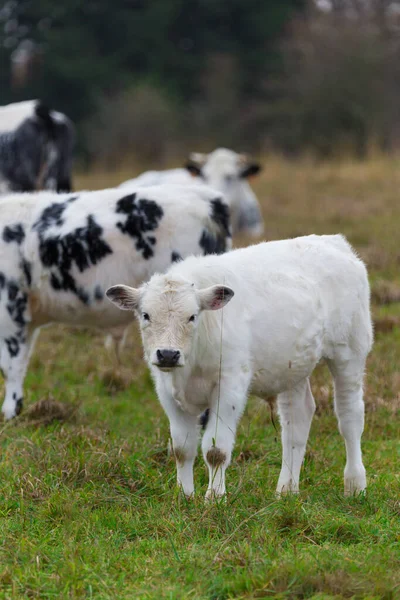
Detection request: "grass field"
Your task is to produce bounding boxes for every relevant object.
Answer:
[0,156,399,599]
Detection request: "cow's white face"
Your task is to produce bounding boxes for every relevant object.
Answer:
[106,276,234,371]
[186,148,261,196]
[185,148,263,235]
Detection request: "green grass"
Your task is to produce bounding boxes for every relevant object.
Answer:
[1,156,400,599]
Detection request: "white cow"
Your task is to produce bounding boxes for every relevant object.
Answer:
[107,234,373,499]
[120,148,264,237]
[0,184,231,420]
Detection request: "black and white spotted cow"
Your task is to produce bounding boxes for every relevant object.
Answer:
[121,148,264,237]
[0,184,231,419]
[0,100,74,194]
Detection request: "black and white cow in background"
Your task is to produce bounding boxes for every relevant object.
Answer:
[0,184,231,420]
[120,148,264,237]
[0,100,74,194]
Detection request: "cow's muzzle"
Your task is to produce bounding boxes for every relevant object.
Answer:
[154,348,182,369]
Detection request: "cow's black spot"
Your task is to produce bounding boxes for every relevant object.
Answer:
[15,397,23,415]
[199,230,227,255]
[77,288,90,305]
[6,282,28,327]
[171,251,182,263]
[199,408,210,430]
[16,329,26,344]
[36,213,112,304]
[7,281,18,301]
[199,198,231,255]
[116,194,164,260]
[3,224,25,244]
[0,272,5,290]
[21,259,32,286]
[210,198,231,239]
[32,196,78,234]
[33,202,67,233]
[5,336,20,357]
[94,285,103,301]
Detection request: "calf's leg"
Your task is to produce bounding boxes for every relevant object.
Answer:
[157,386,199,497]
[201,371,250,500]
[327,357,367,495]
[276,378,316,495]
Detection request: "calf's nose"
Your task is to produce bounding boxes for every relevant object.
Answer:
[156,349,181,366]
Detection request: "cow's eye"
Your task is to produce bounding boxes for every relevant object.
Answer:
[142,312,150,322]
[188,314,196,323]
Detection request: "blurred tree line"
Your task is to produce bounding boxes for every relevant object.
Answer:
[1,0,400,163]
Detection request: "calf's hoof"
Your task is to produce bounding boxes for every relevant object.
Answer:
[276,480,299,497]
[344,468,366,496]
[205,488,226,503]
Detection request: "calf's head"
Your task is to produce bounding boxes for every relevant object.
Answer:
[106,276,234,371]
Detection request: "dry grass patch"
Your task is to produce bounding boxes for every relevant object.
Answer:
[372,281,400,305]
[23,397,79,426]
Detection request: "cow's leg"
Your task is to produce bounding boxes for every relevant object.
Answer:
[201,372,250,500]
[157,389,199,497]
[327,357,367,496]
[1,328,38,420]
[276,378,316,495]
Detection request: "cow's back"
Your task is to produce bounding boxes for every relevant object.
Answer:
[168,235,371,394]
[3,186,230,327]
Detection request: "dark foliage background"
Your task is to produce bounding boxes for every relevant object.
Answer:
[1,0,400,162]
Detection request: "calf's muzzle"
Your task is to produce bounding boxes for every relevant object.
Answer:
[156,348,181,368]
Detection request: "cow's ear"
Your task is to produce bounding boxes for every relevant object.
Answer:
[106,285,140,311]
[198,285,234,311]
[240,163,262,179]
[184,161,202,177]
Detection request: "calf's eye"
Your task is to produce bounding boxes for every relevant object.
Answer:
[142,312,150,322]
[189,315,196,323]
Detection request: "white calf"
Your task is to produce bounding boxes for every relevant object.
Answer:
[107,234,373,499]
[0,184,231,420]
[120,148,264,237]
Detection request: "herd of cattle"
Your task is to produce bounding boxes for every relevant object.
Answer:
[0,100,373,500]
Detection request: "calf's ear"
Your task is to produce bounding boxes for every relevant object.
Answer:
[184,161,202,177]
[198,285,234,311]
[240,163,261,179]
[106,285,140,311]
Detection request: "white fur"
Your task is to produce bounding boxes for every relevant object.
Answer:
[0,100,37,132]
[109,235,373,498]
[0,100,68,133]
[120,148,264,237]
[0,184,231,419]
